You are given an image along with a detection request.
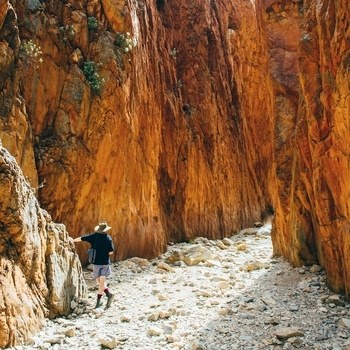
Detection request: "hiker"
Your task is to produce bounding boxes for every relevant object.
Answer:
[72,221,115,308]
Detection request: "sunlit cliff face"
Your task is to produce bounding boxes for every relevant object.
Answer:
[1,0,274,262]
[0,2,349,347]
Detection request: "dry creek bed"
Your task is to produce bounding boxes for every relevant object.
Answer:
[15,224,350,350]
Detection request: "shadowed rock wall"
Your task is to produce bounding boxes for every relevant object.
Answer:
[0,146,86,348]
[267,0,350,297]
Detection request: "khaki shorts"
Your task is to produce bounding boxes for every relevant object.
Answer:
[92,265,111,280]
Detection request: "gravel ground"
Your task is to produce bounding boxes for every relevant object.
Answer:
[20,224,350,350]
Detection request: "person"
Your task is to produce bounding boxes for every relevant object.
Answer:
[72,221,115,308]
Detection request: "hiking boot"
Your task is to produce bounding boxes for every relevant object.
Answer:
[106,292,115,308]
[95,298,103,309]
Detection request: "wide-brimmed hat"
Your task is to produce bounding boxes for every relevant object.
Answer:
[94,221,112,233]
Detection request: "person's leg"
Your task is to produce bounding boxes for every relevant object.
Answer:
[93,266,105,308]
[97,275,106,294]
[100,265,114,308]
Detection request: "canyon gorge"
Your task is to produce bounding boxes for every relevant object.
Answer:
[0,0,349,347]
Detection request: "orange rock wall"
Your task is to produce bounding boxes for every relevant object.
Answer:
[265,0,319,265]
[268,0,350,297]
[0,0,275,263]
[296,0,349,295]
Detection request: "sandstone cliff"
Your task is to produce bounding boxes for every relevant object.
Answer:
[0,0,275,263]
[267,0,350,298]
[0,0,350,346]
[0,146,86,348]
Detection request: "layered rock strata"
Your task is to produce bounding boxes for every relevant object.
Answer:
[0,146,86,348]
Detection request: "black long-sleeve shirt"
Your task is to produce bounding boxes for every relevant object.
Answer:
[81,232,114,265]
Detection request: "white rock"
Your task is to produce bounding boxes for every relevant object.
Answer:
[129,257,150,268]
[211,276,228,282]
[218,281,229,289]
[216,241,227,250]
[70,300,78,309]
[64,328,75,337]
[99,334,118,349]
[327,295,344,306]
[148,312,160,321]
[274,327,305,339]
[182,244,214,266]
[165,251,181,264]
[158,293,168,301]
[222,238,234,246]
[147,326,162,336]
[159,310,171,318]
[297,281,310,289]
[44,336,63,345]
[167,335,180,343]
[120,260,136,268]
[240,228,259,235]
[244,261,265,272]
[205,260,221,267]
[158,262,176,273]
[310,265,322,273]
[163,324,174,334]
[339,318,350,328]
[218,308,230,315]
[261,292,277,306]
[120,314,132,322]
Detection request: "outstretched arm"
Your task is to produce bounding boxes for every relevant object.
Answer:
[72,237,82,243]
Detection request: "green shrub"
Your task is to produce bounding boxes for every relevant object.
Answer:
[83,61,105,93]
[115,32,137,53]
[19,39,43,68]
[87,17,101,31]
[59,25,75,42]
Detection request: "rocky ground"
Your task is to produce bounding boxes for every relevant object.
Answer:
[17,224,350,350]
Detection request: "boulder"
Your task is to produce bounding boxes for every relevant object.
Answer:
[182,245,214,266]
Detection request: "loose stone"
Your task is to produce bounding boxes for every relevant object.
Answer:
[25,225,350,350]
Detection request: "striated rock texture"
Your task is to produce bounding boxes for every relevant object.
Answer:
[0,0,275,263]
[269,0,350,297]
[0,146,86,348]
[264,1,318,265]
